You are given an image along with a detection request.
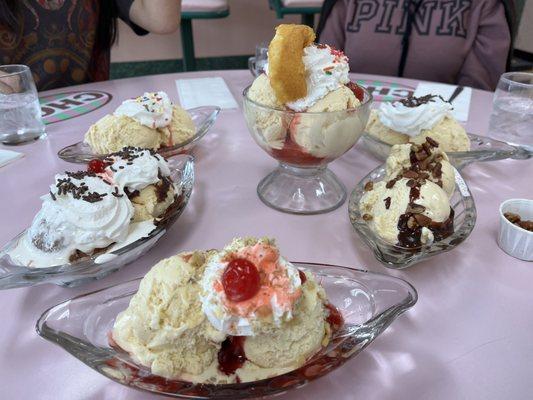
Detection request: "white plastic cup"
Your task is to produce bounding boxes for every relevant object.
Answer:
[498,199,533,261]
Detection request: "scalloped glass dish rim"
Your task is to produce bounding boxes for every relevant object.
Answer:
[36,261,417,398]
[0,155,194,281]
[57,106,220,163]
[361,131,527,162]
[348,164,477,262]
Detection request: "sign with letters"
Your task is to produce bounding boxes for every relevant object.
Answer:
[39,91,113,124]
[356,79,415,102]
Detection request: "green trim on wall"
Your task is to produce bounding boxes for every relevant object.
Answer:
[110,55,250,79]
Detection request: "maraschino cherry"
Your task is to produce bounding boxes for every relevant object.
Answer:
[87,159,107,174]
[222,258,260,302]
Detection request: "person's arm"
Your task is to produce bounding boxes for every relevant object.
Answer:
[456,0,510,91]
[127,0,181,34]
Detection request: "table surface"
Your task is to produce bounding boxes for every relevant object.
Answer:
[1,70,532,400]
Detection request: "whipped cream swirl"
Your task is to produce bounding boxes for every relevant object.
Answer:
[115,91,173,129]
[103,147,171,191]
[378,95,453,136]
[200,253,302,336]
[287,44,350,112]
[12,173,133,267]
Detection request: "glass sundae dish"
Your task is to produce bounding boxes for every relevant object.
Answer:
[242,24,372,214]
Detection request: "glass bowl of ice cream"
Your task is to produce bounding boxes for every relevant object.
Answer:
[362,94,525,169]
[36,237,417,399]
[349,138,477,268]
[58,91,220,163]
[242,24,372,214]
[0,149,194,289]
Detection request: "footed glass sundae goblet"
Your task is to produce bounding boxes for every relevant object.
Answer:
[243,86,372,214]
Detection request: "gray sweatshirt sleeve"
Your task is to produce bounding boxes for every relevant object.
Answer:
[456,0,510,91]
[318,0,347,49]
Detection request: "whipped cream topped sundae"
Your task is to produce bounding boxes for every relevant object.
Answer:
[111,237,343,384]
[366,94,470,152]
[8,147,179,268]
[85,91,195,155]
[244,24,369,166]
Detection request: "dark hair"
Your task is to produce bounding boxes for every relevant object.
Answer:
[0,0,118,50]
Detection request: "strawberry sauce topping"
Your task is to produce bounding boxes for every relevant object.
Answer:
[218,336,247,375]
[325,303,344,332]
[270,135,325,166]
[346,82,365,102]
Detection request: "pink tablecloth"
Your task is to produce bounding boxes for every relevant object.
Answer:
[1,70,532,400]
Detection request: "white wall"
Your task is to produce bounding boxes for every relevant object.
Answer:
[111,0,301,62]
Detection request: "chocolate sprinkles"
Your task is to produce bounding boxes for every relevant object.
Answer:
[398,94,448,108]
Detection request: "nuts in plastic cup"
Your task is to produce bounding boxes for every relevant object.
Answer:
[498,199,533,261]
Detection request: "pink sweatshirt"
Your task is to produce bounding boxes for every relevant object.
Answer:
[319,0,511,90]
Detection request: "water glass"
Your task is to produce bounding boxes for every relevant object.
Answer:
[248,42,268,77]
[487,72,533,151]
[0,65,46,144]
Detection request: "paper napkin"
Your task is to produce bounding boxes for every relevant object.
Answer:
[176,77,238,109]
[414,83,472,122]
[0,149,23,168]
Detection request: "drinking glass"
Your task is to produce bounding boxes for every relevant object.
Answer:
[487,72,533,152]
[0,65,46,144]
[248,42,269,77]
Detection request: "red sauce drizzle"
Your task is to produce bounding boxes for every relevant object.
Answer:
[346,82,365,102]
[218,336,247,375]
[270,135,325,166]
[325,303,344,332]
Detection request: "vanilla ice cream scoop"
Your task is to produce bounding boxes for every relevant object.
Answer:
[85,92,196,154]
[385,139,455,198]
[246,74,286,150]
[243,269,329,369]
[360,177,453,247]
[290,86,363,158]
[112,252,226,379]
[84,114,162,154]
